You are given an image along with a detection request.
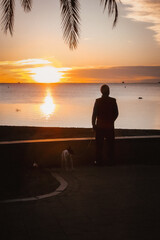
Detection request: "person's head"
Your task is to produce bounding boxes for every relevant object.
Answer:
[100,84,110,96]
[67,146,74,155]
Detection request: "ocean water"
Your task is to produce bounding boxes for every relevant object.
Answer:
[0,83,160,129]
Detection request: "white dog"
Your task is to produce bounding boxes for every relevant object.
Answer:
[61,147,74,171]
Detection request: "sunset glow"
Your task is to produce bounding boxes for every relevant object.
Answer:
[0,1,160,84]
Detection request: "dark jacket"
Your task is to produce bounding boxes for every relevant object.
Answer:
[92,95,118,129]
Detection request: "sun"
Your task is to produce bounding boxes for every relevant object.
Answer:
[30,66,62,83]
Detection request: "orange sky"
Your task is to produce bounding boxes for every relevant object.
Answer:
[0,0,160,83]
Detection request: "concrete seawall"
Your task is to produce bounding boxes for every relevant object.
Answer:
[0,136,160,168]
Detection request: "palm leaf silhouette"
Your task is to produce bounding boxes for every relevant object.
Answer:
[1,0,32,35]
[1,0,15,35]
[101,0,118,26]
[21,0,32,12]
[60,0,80,50]
[0,0,118,49]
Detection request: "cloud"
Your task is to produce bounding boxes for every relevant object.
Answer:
[15,59,51,66]
[123,0,160,44]
[1,59,160,83]
[0,58,51,69]
[63,66,160,83]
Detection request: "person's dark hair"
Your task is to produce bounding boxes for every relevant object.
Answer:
[100,84,110,96]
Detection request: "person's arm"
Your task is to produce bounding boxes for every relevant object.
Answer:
[113,99,119,121]
[92,100,98,130]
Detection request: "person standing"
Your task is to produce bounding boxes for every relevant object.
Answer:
[92,84,119,166]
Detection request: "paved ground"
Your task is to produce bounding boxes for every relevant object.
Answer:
[1,165,160,240]
[0,168,59,201]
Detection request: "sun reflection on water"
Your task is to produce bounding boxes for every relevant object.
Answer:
[40,90,55,119]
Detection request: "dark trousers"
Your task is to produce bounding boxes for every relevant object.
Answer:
[95,128,115,165]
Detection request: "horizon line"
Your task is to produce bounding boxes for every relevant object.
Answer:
[0,82,159,84]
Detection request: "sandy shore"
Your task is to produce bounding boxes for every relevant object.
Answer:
[0,126,160,141]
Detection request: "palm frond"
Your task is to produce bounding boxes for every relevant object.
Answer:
[1,0,15,35]
[60,0,80,50]
[20,0,32,12]
[100,0,118,27]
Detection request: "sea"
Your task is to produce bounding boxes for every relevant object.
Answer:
[0,83,160,129]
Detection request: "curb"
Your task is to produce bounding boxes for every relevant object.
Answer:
[0,170,68,203]
[0,136,160,145]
